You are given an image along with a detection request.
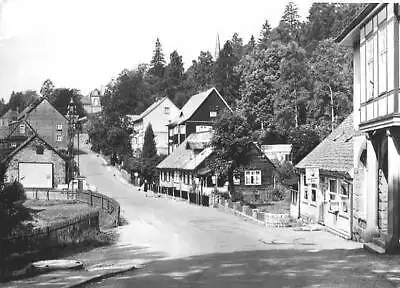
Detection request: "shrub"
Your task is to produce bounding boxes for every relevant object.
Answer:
[271,186,286,201]
[0,181,31,237]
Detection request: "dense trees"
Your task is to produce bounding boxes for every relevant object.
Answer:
[88,2,363,174]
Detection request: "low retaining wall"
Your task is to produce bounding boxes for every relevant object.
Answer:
[0,211,99,261]
[25,189,120,226]
[217,198,291,228]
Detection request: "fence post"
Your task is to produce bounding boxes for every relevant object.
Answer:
[90,191,93,206]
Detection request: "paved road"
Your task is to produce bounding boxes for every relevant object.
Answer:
[77,140,398,288]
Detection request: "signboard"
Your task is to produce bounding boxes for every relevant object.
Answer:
[19,162,53,189]
[305,167,319,185]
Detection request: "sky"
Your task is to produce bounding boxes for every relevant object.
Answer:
[0,0,313,101]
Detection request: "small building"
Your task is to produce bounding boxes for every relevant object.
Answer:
[337,3,400,252]
[167,87,232,154]
[294,115,354,239]
[233,143,278,203]
[0,109,18,127]
[261,144,292,163]
[14,97,69,150]
[3,133,68,189]
[82,88,103,115]
[128,97,179,156]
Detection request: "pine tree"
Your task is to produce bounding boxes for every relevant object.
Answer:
[258,20,272,49]
[231,32,244,59]
[148,38,166,78]
[40,79,55,99]
[214,41,240,106]
[142,124,157,159]
[165,50,184,86]
[280,2,302,43]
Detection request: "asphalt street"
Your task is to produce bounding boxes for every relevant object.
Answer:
[77,138,398,288]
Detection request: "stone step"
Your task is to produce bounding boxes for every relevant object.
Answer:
[372,237,386,249]
[364,242,386,254]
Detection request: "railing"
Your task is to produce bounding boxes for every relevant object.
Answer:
[24,189,120,226]
[75,190,120,225]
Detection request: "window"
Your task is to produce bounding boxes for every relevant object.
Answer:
[36,145,44,155]
[303,174,308,200]
[378,25,387,94]
[340,181,351,214]
[245,170,261,185]
[19,124,25,134]
[311,184,317,202]
[179,125,186,135]
[57,124,63,131]
[56,134,63,142]
[164,106,170,115]
[210,111,217,117]
[366,37,374,99]
[328,179,337,201]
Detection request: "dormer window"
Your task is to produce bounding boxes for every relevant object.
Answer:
[57,124,63,131]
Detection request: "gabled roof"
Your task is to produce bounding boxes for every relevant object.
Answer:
[157,131,213,170]
[296,114,355,176]
[128,97,174,123]
[17,97,45,120]
[2,132,68,163]
[169,87,232,126]
[17,97,67,122]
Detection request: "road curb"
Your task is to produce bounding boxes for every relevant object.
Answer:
[65,265,138,288]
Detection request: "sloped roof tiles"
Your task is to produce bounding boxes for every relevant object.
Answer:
[296,114,355,175]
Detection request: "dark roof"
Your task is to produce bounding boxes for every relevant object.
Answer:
[2,131,68,163]
[157,131,213,170]
[169,87,232,126]
[18,97,45,120]
[336,3,379,44]
[296,114,355,176]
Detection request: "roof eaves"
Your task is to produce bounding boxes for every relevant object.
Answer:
[336,3,379,44]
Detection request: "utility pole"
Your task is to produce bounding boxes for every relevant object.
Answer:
[328,84,334,132]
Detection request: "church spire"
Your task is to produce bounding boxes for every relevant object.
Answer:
[214,33,221,60]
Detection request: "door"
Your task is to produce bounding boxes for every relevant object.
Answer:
[19,162,53,189]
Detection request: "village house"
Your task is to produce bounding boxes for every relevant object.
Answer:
[157,131,220,206]
[294,115,355,239]
[128,97,179,156]
[261,144,292,164]
[81,88,103,115]
[337,3,400,253]
[157,131,278,206]
[12,97,69,151]
[167,87,232,154]
[2,132,68,189]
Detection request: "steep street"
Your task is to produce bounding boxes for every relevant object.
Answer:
[77,141,398,288]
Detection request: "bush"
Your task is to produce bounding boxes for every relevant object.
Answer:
[271,186,286,201]
[0,181,31,237]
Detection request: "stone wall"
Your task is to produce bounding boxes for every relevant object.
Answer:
[0,211,99,259]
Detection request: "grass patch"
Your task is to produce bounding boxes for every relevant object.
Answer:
[23,200,97,228]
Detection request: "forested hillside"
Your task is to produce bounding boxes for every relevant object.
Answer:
[89,2,365,164]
